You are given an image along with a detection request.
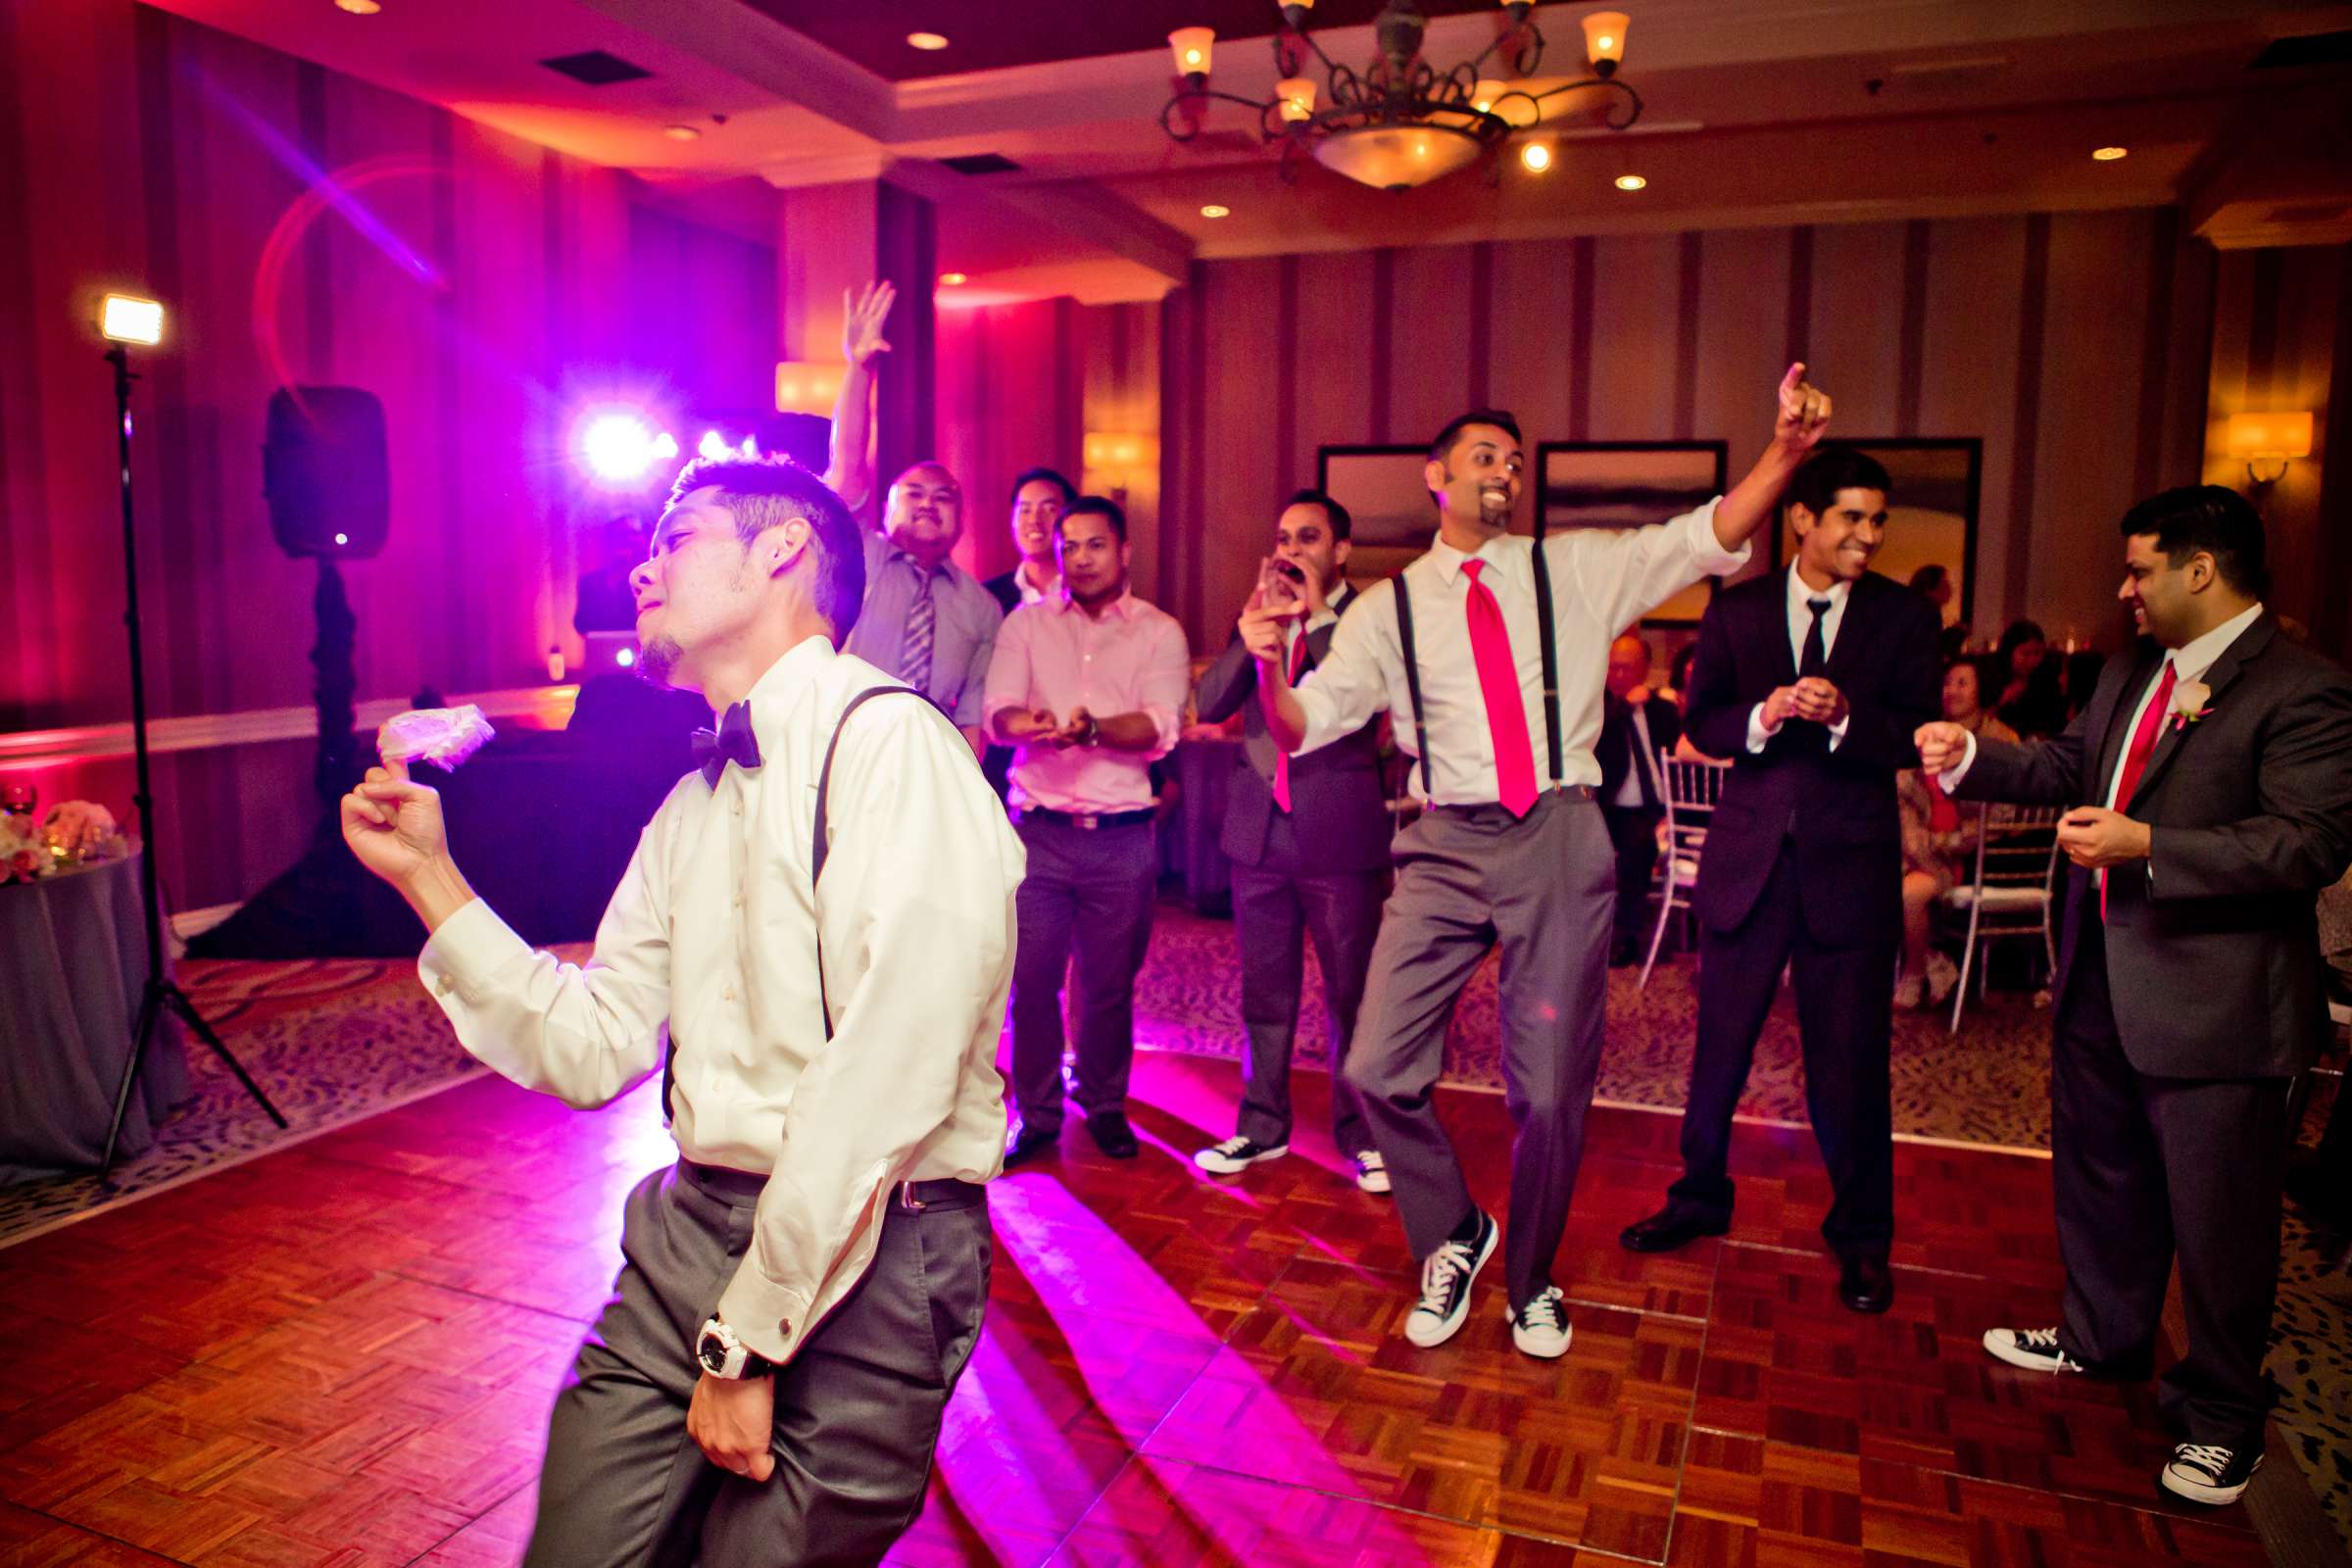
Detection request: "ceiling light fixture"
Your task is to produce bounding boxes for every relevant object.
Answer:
[906,31,950,51]
[334,0,381,13]
[1521,142,1552,172]
[1614,172,1646,189]
[1200,204,1232,219]
[2091,145,2128,161]
[938,271,969,286]
[1159,2,1641,193]
[663,124,701,141]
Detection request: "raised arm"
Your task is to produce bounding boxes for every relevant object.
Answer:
[823,280,895,515]
[1710,363,1832,554]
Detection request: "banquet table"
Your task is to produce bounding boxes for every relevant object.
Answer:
[0,849,191,1179]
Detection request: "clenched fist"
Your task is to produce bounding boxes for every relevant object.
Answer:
[1912,721,1972,776]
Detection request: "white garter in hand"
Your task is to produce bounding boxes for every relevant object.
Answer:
[377,705,495,769]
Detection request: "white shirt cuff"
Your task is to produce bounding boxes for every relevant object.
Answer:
[1938,728,1979,790]
[1827,713,1851,752]
[1686,498,1751,576]
[416,897,524,1005]
[1745,702,1778,754]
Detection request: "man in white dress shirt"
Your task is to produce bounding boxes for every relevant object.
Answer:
[1239,367,1832,1359]
[341,456,1021,1567]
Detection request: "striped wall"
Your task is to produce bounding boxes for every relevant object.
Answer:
[1151,210,2229,656]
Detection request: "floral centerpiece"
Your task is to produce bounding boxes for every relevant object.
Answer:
[1,802,129,885]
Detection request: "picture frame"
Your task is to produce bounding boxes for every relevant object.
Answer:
[1536,440,1733,626]
[1317,444,1441,580]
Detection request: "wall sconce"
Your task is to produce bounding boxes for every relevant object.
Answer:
[774,362,847,416]
[1084,430,1159,504]
[2225,411,2313,487]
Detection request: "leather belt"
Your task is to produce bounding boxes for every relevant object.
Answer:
[1019,806,1156,831]
[684,1162,986,1215]
[1425,783,1595,816]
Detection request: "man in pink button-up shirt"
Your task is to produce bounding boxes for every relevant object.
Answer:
[984,496,1190,1166]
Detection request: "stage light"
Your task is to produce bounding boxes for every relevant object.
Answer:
[616,647,637,667]
[333,531,349,546]
[579,413,669,484]
[653,431,678,461]
[100,294,165,345]
[698,429,731,462]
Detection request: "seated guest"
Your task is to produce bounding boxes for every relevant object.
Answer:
[2064,648,2106,724]
[1994,618,2068,737]
[1908,564,1954,624]
[1599,632,1681,964]
[1894,657,2017,1007]
[987,497,1191,1166]
[986,468,1076,612]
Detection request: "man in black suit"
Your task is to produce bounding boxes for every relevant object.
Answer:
[1599,632,1683,965]
[1918,485,2352,1507]
[1620,448,1940,1314]
[984,467,1076,613]
[1190,491,1395,1192]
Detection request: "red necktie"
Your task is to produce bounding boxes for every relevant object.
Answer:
[2101,661,2175,918]
[1272,627,1308,811]
[1923,770,1960,834]
[1461,561,1539,817]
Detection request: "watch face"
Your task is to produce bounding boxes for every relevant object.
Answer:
[698,1336,727,1374]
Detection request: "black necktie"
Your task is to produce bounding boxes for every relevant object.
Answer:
[1800,596,1832,678]
[690,701,761,788]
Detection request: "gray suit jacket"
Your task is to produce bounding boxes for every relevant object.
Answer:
[1955,613,2352,1078]
[1194,586,1392,873]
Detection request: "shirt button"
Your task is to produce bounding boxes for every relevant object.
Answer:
[724,987,735,1002]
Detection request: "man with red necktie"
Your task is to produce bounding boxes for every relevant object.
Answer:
[1240,367,1833,1358]
[1917,485,2352,1508]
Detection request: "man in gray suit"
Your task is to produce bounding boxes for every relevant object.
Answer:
[1191,491,1394,1193]
[1917,485,2352,1508]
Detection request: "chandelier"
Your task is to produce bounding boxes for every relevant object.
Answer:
[1159,2,1642,192]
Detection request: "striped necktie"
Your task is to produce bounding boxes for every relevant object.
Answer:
[900,569,937,698]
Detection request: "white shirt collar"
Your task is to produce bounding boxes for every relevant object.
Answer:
[2164,602,2265,685]
[1427,530,1522,589]
[1787,567,1852,612]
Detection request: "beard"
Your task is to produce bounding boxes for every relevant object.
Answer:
[636,634,684,688]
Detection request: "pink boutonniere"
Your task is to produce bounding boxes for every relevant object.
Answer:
[2167,679,2214,732]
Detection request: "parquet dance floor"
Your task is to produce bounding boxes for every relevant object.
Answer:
[0,1052,2316,1566]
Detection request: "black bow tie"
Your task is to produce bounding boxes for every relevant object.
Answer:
[690,702,761,788]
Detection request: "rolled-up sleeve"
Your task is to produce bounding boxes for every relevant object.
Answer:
[416,807,675,1110]
[716,704,1019,1364]
[1133,615,1192,760]
[982,605,1035,740]
[1575,499,1750,635]
[1294,579,1395,757]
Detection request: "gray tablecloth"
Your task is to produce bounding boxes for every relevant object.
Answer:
[1161,737,1242,915]
[1,851,191,1180]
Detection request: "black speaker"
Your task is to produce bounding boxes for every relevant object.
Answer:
[264,386,389,559]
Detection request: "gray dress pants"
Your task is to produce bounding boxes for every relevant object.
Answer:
[1007,816,1158,1133]
[1344,789,1614,1310]
[1230,810,1382,1154]
[523,1161,990,1568]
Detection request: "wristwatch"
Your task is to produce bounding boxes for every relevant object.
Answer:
[1072,712,1100,748]
[696,1316,776,1380]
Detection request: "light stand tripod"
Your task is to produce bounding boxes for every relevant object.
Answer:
[98,341,285,1179]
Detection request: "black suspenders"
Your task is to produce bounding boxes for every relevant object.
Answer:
[662,685,930,1123]
[1394,537,1562,802]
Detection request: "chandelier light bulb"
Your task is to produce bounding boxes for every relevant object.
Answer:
[1169,26,1215,79]
[1277,76,1316,122]
[1581,10,1630,74]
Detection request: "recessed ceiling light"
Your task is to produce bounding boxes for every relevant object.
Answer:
[907,31,950,50]
[663,124,701,141]
[1614,172,1647,190]
[938,271,968,286]
[2091,145,2128,161]
[1200,204,1231,219]
[1521,143,1552,172]
[334,0,381,13]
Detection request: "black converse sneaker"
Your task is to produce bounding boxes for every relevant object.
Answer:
[1193,1135,1288,1174]
[1506,1285,1572,1358]
[1982,1326,2083,1374]
[2160,1442,2262,1505]
[1404,1210,1497,1348]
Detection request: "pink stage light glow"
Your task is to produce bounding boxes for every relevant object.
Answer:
[575,412,677,486]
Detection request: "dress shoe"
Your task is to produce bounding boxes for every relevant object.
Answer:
[1838,1253,1893,1313]
[1086,1111,1139,1159]
[1003,1121,1059,1169]
[1618,1205,1729,1253]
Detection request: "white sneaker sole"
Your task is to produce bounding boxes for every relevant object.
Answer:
[1193,1144,1288,1174]
[2160,1455,2259,1506]
[1403,1219,1496,1348]
[1355,1168,1392,1194]
[1981,1329,2079,1374]
[1505,1301,1572,1359]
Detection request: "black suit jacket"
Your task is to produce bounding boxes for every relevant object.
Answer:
[1194,587,1392,872]
[1598,693,1683,813]
[1687,570,1943,946]
[1953,613,2352,1078]
[983,569,1021,615]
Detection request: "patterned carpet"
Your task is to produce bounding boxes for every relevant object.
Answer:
[4,900,2346,1552]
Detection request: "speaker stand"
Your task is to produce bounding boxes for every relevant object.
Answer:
[312,557,358,806]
